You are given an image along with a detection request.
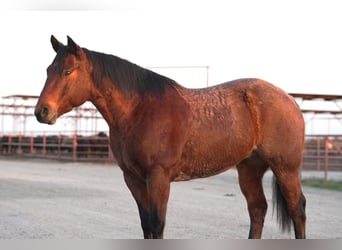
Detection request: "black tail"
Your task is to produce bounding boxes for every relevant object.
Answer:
[272,176,292,232]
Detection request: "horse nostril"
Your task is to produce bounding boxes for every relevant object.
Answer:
[35,104,57,124]
[41,106,49,118]
[35,105,49,120]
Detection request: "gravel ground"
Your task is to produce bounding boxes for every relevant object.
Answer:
[0,159,341,239]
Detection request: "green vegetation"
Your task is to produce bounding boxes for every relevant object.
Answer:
[302,179,342,192]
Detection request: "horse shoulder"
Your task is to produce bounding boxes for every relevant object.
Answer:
[110,89,192,175]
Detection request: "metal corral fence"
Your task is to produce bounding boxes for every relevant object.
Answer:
[1,133,341,172]
[302,135,342,180]
[0,131,115,162]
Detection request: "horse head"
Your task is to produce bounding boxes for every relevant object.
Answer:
[35,36,93,124]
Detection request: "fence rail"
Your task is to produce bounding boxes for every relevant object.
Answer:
[0,131,114,162]
[1,133,341,179]
[302,135,342,180]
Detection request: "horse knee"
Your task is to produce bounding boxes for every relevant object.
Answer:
[288,193,306,222]
[298,193,306,220]
[137,205,165,239]
[248,201,268,223]
[247,201,268,238]
[300,193,306,213]
[150,207,165,238]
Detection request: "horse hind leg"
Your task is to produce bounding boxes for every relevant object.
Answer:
[237,152,269,239]
[272,170,306,239]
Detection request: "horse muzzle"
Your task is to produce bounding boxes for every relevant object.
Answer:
[34,104,58,125]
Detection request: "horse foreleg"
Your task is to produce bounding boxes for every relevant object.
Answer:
[124,172,152,238]
[146,166,171,239]
[237,155,268,239]
[124,167,171,239]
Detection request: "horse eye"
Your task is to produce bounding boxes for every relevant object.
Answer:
[64,70,72,76]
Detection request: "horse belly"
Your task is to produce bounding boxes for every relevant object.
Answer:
[174,134,254,181]
[174,163,235,181]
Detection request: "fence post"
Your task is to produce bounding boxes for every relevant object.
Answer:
[324,137,329,182]
[30,133,34,155]
[317,137,321,170]
[73,132,77,162]
[108,137,114,162]
[42,133,46,156]
[58,133,62,158]
[18,134,22,155]
[8,134,12,153]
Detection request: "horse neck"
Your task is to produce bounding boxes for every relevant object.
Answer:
[89,79,140,129]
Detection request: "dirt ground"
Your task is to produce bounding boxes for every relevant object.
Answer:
[0,158,341,239]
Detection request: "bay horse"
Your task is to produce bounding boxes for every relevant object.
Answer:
[34,36,306,239]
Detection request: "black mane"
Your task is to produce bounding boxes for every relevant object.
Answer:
[83,49,178,96]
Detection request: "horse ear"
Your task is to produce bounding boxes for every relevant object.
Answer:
[67,36,81,55]
[51,35,64,53]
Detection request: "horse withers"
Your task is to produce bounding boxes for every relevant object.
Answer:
[35,36,306,239]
